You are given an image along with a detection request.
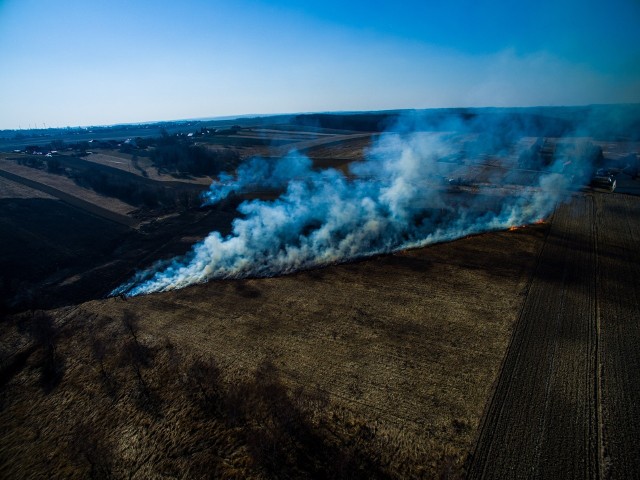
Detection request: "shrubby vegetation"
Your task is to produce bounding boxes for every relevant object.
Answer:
[15,154,66,174]
[147,129,238,176]
[150,143,239,177]
[69,166,200,209]
[71,167,162,207]
[15,156,45,169]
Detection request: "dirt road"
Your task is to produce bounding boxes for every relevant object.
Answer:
[469,191,640,479]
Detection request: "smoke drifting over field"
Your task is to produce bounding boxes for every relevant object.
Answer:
[113,119,590,297]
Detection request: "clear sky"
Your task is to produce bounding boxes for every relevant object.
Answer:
[0,0,638,129]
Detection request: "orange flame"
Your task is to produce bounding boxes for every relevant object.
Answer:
[509,219,546,232]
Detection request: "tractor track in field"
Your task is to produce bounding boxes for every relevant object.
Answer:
[469,191,640,479]
[596,193,640,479]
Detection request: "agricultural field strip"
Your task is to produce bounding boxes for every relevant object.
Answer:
[595,140,639,156]
[302,136,374,157]
[0,168,138,228]
[81,153,214,185]
[249,129,335,137]
[469,195,599,479]
[0,176,55,199]
[0,158,138,213]
[230,134,333,142]
[271,133,373,155]
[80,152,145,174]
[44,155,206,191]
[596,193,640,479]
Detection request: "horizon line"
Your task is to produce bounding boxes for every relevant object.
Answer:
[2,102,639,133]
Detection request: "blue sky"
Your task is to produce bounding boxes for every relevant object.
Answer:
[0,0,638,129]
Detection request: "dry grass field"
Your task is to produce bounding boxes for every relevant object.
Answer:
[0,157,137,217]
[82,152,216,186]
[1,121,639,479]
[0,176,56,200]
[0,223,546,478]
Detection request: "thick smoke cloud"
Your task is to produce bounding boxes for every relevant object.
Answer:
[203,153,313,204]
[112,116,590,297]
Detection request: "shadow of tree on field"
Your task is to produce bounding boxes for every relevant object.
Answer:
[185,357,392,479]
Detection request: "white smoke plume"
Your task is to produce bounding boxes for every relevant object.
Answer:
[112,122,587,297]
[203,153,313,204]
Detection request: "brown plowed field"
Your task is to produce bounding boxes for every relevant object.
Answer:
[596,194,640,479]
[469,191,640,479]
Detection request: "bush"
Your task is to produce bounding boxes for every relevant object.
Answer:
[46,158,62,173]
[151,144,239,176]
[17,156,45,169]
[70,167,170,208]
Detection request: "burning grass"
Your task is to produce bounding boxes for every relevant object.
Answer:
[3,110,633,478]
[114,129,578,297]
[508,218,547,231]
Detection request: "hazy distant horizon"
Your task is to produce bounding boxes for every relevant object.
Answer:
[0,103,636,134]
[1,0,639,130]
[2,102,640,134]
